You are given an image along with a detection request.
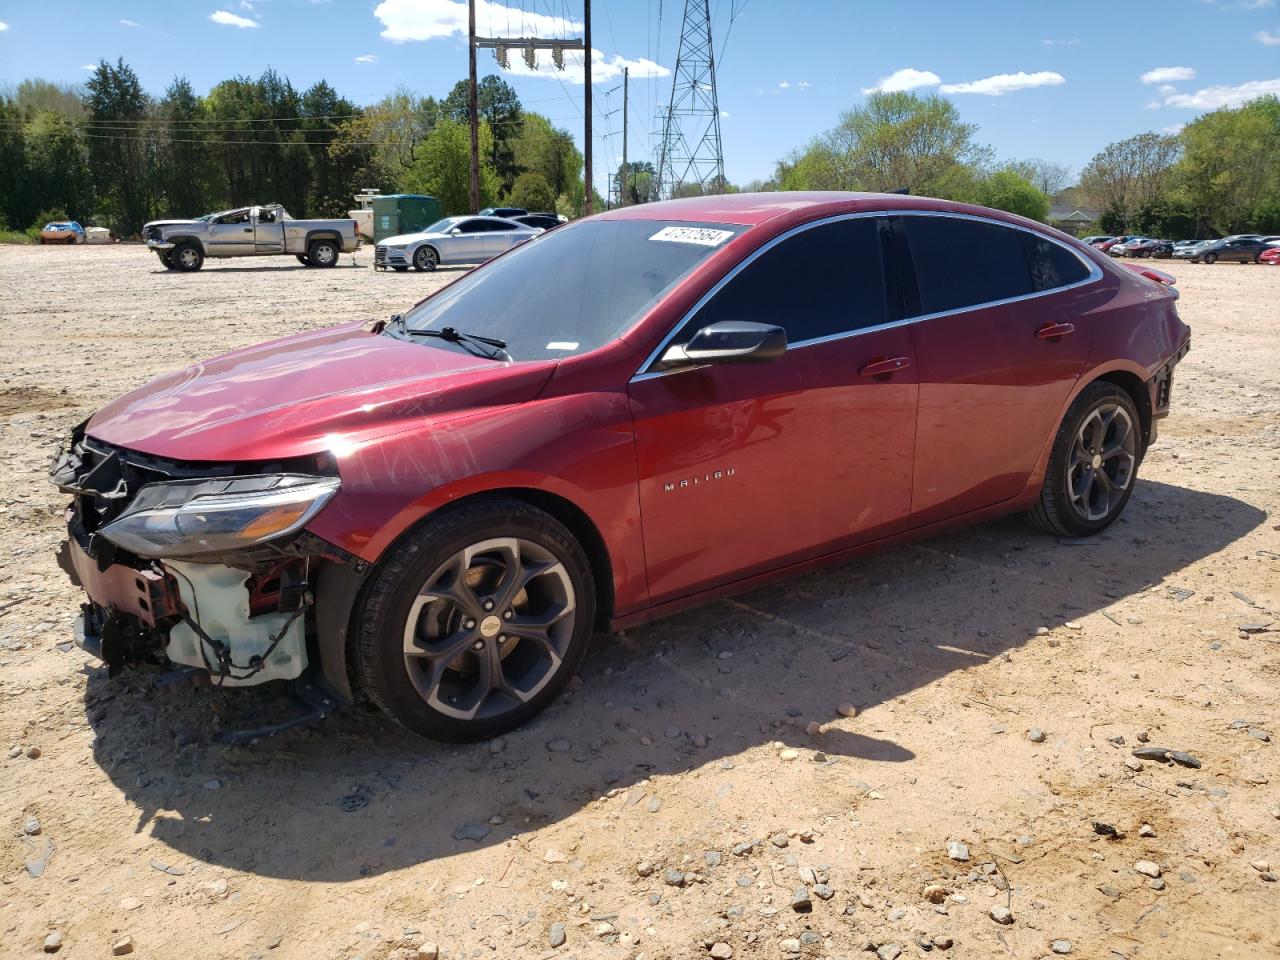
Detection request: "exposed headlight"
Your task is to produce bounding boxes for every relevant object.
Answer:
[99,475,340,559]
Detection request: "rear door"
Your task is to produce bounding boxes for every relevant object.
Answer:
[483,220,527,258]
[446,219,490,262]
[252,207,285,254]
[628,215,919,604]
[898,214,1097,526]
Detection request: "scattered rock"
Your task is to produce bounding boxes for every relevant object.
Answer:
[26,745,41,759]
[876,944,902,960]
[1139,823,1156,837]
[543,848,568,863]
[1050,940,1072,954]
[805,721,823,737]
[43,931,62,953]
[731,841,754,857]
[1249,860,1271,873]
[709,943,733,959]
[990,904,1014,924]
[636,861,654,877]
[780,938,801,954]
[112,937,134,956]
[452,822,490,843]
[547,923,566,948]
[837,703,858,718]
[791,886,812,912]
[1134,860,1162,878]
[1124,758,1145,772]
[23,817,41,835]
[119,896,142,911]
[1148,877,1166,890]
[779,748,799,762]
[1027,728,1047,743]
[546,739,571,753]
[947,841,970,862]
[1131,746,1201,768]
[664,868,685,887]
[813,883,834,900]
[923,884,949,903]
[931,936,953,950]
[418,944,439,960]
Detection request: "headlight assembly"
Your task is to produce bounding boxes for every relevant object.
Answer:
[99,474,340,559]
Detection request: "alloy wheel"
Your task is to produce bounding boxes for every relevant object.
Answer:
[1068,403,1137,522]
[313,243,336,266]
[178,248,199,268]
[415,247,438,270]
[402,537,576,721]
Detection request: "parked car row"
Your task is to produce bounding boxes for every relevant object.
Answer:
[1083,234,1280,264]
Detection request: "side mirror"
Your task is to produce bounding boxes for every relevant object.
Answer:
[449,228,462,236]
[659,321,787,369]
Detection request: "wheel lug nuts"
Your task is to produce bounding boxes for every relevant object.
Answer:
[498,635,507,644]
[464,619,476,629]
[503,610,513,620]
[472,641,484,651]
[483,600,494,611]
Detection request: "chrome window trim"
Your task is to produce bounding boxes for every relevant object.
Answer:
[630,208,1103,383]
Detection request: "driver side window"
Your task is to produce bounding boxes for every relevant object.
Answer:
[669,216,889,349]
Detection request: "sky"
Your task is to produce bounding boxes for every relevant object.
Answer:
[0,0,1277,194]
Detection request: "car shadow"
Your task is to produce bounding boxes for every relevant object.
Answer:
[82,479,1264,881]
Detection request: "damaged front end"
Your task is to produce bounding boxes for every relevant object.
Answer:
[51,423,365,720]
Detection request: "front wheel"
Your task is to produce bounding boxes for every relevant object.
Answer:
[158,251,176,270]
[296,253,312,266]
[172,242,204,271]
[1027,382,1143,537]
[356,499,596,742]
[413,245,439,272]
[1202,252,1217,264]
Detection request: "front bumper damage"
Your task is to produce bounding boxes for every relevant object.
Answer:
[145,239,176,252]
[50,424,368,730]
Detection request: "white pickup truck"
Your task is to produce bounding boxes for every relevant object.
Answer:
[143,203,360,271]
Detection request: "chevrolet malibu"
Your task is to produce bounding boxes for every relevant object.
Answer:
[51,193,1191,742]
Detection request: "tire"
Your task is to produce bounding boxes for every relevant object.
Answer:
[171,242,204,272]
[356,498,596,742]
[413,245,439,272]
[307,238,338,268]
[1027,382,1143,538]
[296,253,312,266]
[1202,252,1217,264]
[158,252,175,270]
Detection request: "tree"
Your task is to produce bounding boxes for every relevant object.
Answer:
[155,77,212,218]
[331,87,438,192]
[1001,158,1071,197]
[510,171,556,211]
[1178,95,1280,235]
[1078,133,1180,224]
[444,75,523,194]
[24,112,94,222]
[970,171,1050,221]
[513,112,580,200]
[404,118,499,214]
[613,161,659,205]
[84,59,151,234]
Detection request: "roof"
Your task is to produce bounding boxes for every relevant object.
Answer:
[595,191,1045,230]
[1049,203,1101,223]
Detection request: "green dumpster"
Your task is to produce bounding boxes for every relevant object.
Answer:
[372,194,444,243]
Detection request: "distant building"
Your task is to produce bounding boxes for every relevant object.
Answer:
[1048,203,1102,236]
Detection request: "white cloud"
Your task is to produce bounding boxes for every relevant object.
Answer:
[720,110,730,118]
[863,67,941,94]
[1145,100,1162,109]
[81,64,95,71]
[796,80,811,89]
[354,53,379,63]
[210,10,259,28]
[940,71,1065,96]
[498,47,668,85]
[1258,28,1280,43]
[1164,77,1280,108]
[1161,123,1186,135]
[778,80,791,89]
[1141,66,1195,84]
[374,0,579,42]
[1159,84,1177,95]
[1041,37,1080,46]
[0,20,8,31]
[120,18,140,27]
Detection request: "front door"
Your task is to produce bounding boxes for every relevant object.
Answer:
[897,214,1095,525]
[628,215,919,605]
[206,210,254,256]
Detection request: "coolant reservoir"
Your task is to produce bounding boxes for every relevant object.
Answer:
[164,561,306,686]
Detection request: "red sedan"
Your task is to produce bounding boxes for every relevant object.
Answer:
[1260,246,1280,265]
[51,193,1191,741]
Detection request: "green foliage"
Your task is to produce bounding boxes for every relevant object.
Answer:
[1130,198,1196,238]
[513,113,580,199]
[613,161,659,205]
[84,58,151,235]
[1099,204,1127,235]
[404,119,500,215]
[444,75,523,194]
[1178,95,1280,235]
[969,171,1050,221]
[0,229,34,244]
[1077,133,1181,229]
[509,171,556,212]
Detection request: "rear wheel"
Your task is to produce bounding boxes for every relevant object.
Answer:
[172,242,204,272]
[1202,252,1217,264]
[413,245,439,272]
[308,239,338,268]
[356,498,595,742]
[1028,382,1142,538]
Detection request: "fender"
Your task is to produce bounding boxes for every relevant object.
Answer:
[303,228,342,249]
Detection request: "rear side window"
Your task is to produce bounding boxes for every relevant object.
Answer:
[903,216,1032,315]
[682,216,887,344]
[1021,232,1091,291]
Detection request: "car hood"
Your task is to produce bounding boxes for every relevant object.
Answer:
[86,321,557,462]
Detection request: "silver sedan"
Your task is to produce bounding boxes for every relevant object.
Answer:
[374,216,542,272]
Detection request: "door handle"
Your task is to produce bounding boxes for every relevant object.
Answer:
[859,356,912,379]
[243,227,253,233]
[1037,322,1076,340]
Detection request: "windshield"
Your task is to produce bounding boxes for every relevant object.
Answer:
[398,219,745,361]
[421,218,463,234]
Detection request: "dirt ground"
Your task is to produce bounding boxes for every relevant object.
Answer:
[0,244,1277,960]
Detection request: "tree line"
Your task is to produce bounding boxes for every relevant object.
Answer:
[2,60,1276,240]
[0,59,588,238]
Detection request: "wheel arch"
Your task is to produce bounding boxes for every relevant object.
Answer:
[416,243,441,264]
[320,485,616,704]
[1093,369,1152,449]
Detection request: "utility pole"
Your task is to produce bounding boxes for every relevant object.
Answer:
[621,66,629,206]
[467,0,480,213]
[583,0,593,215]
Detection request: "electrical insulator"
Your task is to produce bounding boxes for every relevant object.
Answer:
[495,44,509,69]
[552,45,565,70]
[523,44,537,70]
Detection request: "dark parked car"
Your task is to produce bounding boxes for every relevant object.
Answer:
[512,214,564,231]
[1181,236,1278,264]
[1124,238,1174,259]
[478,206,528,219]
[50,193,1190,741]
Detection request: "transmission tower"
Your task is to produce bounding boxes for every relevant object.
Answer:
[656,0,725,199]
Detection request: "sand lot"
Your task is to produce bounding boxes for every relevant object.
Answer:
[0,243,1277,960]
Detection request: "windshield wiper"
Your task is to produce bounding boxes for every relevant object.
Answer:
[392,318,510,361]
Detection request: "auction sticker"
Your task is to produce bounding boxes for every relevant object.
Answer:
[649,226,735,247]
